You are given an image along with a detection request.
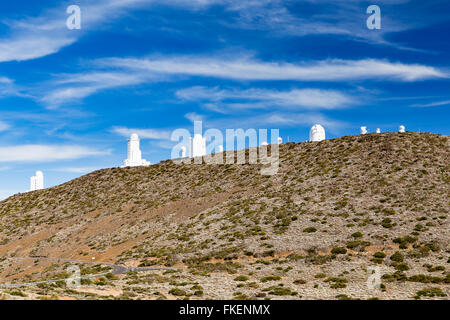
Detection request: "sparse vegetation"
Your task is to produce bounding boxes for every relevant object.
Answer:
[0,132,447,300]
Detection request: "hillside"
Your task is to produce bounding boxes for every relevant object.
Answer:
[0,132,448,300]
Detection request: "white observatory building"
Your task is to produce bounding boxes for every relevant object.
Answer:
[30,171,44,191]
[189,133,207,158]
[122,133,151,167]
[309,124,326,142]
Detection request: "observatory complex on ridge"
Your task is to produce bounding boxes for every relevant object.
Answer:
[23,124,408,193]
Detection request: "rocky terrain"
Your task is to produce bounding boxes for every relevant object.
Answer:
[0,132,448,300]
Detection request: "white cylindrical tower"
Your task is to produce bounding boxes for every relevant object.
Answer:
[123,133,151,167]
[128,133,142,162]
[35,171,44,190]
[192,134,206,157]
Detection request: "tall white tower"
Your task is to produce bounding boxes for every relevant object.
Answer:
[30,171,44,191]
[189,134,206,157]
[122,133,151,167]
[309,124,326,142]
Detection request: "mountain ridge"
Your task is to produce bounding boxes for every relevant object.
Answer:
[0,132,448,300]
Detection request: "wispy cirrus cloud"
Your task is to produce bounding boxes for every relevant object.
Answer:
[196,111,348,134]
[411,100,450,108]
[0,76,24,98]
[1,0,448,64]
[0,0,233,63]
[40,71,162,108]
[38,54,446,107]
[0,121,10,132]
[0,0,154,63]
[177,86,356,112]
[0,0,151,62]
[0,145,110,163]
[184,112,205,123]
[50,167,101,173]
[102,55,447,82]
[112,126,172,140]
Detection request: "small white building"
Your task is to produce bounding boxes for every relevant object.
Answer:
[399,125,406,133]
[309,124,326,142]
[30,171,44,191]
[122,133,151,167]
[360,126,368,134]
[181,146,187,158]
[376,128,381,133]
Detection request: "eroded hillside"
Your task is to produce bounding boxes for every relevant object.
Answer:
[0,132,448,300]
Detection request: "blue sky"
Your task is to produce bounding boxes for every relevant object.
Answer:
[0,0,449,199]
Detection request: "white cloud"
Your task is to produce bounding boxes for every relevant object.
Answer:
[0,76,23,98]
[411,100,450,108]
[0,121,10,132]
[190,111,347,133]
[177,86,355,111]
[0,77,13,84]
[112,126,172,140]
[43,55,444,106]
[40,71,155,108]
[51,167,100,173]
[41,87,99,107]
[103,56,447,82]
[0,0,445,63]
[185,112,205,122]
[0,36,76,63]
[0,0,154,62]
[0,0,231,63]
[0,145,110,163]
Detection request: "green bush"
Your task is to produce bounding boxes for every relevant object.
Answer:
[293,279,306,285]
[325,277,348,289]
[381,218,393,228]
[373,252,386,258]
[169,288,187,296]
[414,287,446,299]
[260,275,282,283]
[331,247,347,255]
[351,232,363,238]
[394,263,410,271]
[234,275,249,282]
[390,252,404,262]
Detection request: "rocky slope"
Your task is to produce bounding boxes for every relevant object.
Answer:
[0,132,448,300]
